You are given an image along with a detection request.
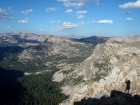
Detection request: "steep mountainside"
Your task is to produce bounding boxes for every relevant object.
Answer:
[58,41,140,105]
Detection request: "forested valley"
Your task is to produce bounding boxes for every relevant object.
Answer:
[0,64,68,105]
[0,34,96,105]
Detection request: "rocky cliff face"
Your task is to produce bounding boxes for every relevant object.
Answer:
[58,41,140,105]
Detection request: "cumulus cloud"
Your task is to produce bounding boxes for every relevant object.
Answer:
[126,18,133,20]
[39,29,43,31]
[78,0,99,4]
[57,0,99,11]
[81,21,84,25]
[97,20,113,24]
[21,9,33,14]
[57,0,68,1]
[77,14,84,19]
[46,7,60,12]
[91,20,95,23]
[123,11,131,14]
[65,9,73,13]
[87,20,95,24]
[64,2,85,9]
[76,10,87,14]
[17,18,29,23]
[57,0,99,10]
[51,21,56,23]
[57,0,99,4]
[119,0,140,9]
[51,20,61,23]
[57,20,61,23]
[76,10,87,18]
[8,6,11,10]
[7,26,10,28]
[0,8,12,19]
[36,29,43,32]
[58,22,77,29]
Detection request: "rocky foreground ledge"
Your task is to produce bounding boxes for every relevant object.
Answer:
[74,90,140,105]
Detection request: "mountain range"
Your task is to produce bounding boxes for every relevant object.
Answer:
[0,33,140,105]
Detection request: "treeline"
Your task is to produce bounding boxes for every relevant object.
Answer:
[0,47,90,105]
[0,66,68,105]
[18,67,68,105]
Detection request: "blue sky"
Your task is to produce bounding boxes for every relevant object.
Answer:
[0,0,140,37]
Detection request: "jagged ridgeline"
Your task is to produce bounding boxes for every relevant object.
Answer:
[0,33,108,105]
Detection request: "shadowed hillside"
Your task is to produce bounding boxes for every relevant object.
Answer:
[0,67,25,105]
[0,46,24,61]
[74,36,109,45]
[74,90,140,105]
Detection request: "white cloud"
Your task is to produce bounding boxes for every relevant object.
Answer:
[126,18,133,20]
[58,22,77,29]
[39,29,43,31]
[57,20,61,23]
[65,9,73,13]
[0,8,6,13]
[81,21,84,25]
[8,6,11,10]
[91,20,95,23]
[57,0,99,9]
[77,14,84,19]
[51,20,61,23]
[76,10,87,14]
[7,26,10,28]
[76,10,86,19]
[17,18,29,23]
[57,0,68,1]
[123,11,131,14]
[97,20,113,24]
[36,29,43,32]
[64,2,85,9]
[87,20,95,24]
[51,21,55,23]
[57,0,99,4]
[46,7,60,12]
[21,9,33,14]
[78,0,99,4]
[0,8,12,19]
[119,0,140,9]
